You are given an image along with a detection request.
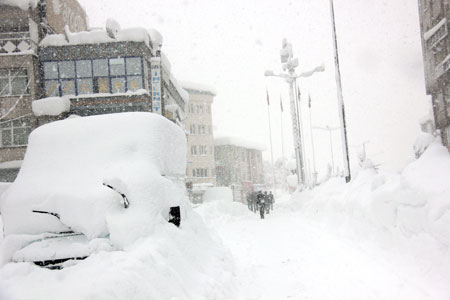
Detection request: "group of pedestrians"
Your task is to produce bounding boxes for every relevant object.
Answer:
[246,191,274,219]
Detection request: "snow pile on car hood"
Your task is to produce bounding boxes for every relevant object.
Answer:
[1,112,187,246]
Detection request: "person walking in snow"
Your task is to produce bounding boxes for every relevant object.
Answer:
[263,191,270,214]
[251,192,258,213]
[257,191,265,219]
[246,192,253,211]
[268,191,274,211]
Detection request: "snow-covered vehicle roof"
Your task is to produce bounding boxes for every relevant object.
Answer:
[1,112,187,249]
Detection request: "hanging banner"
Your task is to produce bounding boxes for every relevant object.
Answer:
[150,57,162,115]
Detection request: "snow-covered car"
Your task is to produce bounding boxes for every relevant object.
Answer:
[0,112,188,269]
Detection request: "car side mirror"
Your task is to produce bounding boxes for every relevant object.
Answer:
[169,206,181,227]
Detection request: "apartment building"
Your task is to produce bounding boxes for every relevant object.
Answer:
[214,136,265,202]
[0,0,187,182]
[182,82,216,201]
[0,0,88,181]
[418,0,450,149]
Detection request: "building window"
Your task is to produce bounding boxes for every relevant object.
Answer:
[198,125,206,134]
[0,68,29,97]
[190,124,196,134]
[191,145,197,155]
[42,57,144,97]
[241,152,246,161]
[199,145,207,155]
[0,117,31,147]
[193,168,208,177]
[197,104,204,114]
[206,104,210,114]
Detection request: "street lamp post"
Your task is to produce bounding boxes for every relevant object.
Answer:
[265,39,324,186]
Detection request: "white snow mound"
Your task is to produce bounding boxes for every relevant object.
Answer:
[1,112,187,245]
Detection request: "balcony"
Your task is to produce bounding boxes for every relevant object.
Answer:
[0,32,37,55]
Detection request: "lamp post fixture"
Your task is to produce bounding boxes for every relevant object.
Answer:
[265,39,324,186]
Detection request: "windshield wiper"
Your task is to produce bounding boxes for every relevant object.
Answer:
[102,183,129,208]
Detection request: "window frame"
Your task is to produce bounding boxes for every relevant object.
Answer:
[0,117,31,148]
[0,68,29,97]
[42,56,145,97]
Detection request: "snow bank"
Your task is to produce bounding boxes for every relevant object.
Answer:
[0,0,38,10]
[195,192,252,226]
[1,112,187,245]
[283,142,450,298]
[0,210,235,300]
[203,187,233,202]
[215,135,266,151]
[0,112,235,299]
[32,96,71,117]
[413,132,435,158]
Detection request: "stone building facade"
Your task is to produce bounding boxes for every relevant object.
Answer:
[214,137,265,202]
[182,82,216,202]
[418,0,450,149]
[0,0,187,182]
[0,0,88,180]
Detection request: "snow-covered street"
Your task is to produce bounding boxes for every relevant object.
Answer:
[197,194,446,300]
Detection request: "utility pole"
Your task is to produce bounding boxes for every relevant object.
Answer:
[308,94,317,185]
[265,39,324,186]
[329,0,351,182]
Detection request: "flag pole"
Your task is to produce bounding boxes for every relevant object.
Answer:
[280,95,285,159]
[294,81,306,186]
[308,94,317,185]
[266,89,276,191]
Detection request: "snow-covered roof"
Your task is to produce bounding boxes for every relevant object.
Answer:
[214,135,266,151]
[181,81,217,96]
[32,96,71,117]
[40,26,153,49]
[0,0,38,10]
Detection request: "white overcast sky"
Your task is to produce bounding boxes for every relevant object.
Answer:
[79,0,430,176]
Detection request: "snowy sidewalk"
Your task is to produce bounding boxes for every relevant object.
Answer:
[204,204,436,300]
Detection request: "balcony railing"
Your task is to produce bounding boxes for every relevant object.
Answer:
[0,32,37,54]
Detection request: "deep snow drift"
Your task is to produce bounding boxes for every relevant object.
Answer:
[195,141,450,300]
[0,113,235,300]
[1,135,448,299]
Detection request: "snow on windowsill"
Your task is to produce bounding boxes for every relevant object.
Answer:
[0,50,35,56]
[0,160,23,169]
[70,89,149,99]
[32,96,71,117]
